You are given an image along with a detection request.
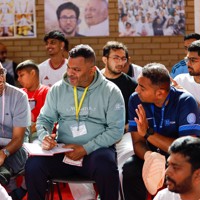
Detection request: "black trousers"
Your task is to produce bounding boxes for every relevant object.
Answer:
[25,147,119,200]
[122,155,147,200]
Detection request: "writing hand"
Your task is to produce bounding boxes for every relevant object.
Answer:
[42,133,57,150]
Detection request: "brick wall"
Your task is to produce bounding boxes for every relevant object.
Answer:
[2,0,195,71]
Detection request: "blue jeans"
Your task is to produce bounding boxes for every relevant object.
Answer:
[25,147,119,200]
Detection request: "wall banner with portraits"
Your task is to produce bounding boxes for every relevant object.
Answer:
[44,0,109,37]
[0,0,36,39]
[195,0,200,34]
[118,0,185,37]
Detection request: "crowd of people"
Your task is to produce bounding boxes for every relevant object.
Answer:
[118,0,185,36]
[0,29,200,200]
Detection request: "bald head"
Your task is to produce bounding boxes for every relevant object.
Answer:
[84,0,108,27]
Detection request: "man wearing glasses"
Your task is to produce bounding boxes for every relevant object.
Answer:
[170,33,200,78]
[102,41,137,132]
[56,2,84,37]
[0,63,31,186]
[174,40,200,108]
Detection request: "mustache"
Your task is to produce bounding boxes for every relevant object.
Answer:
[166,176,176,184]
[116,65,124,68]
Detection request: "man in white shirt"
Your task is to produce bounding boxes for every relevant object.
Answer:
[39,30,68,87]
[122,51,142,81]
[170,33,200,78]
[154,136,200,200]
[173,40,200,107]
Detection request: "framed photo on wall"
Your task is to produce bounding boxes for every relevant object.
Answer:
[0,0,36,39]
[44,0,109,37]
[118,0,185,37]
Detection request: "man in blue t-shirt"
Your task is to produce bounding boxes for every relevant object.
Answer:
[123,63,200,200]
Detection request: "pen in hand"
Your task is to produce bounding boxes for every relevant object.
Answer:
[42,126,57,150]
[43,126,57,139]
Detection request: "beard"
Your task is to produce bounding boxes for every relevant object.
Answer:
[62,28,74,35]
[166,175,193,194]
[188,67,200,76]
[189,71,200,76]
[59,23,76,36]
[107,64,123,75]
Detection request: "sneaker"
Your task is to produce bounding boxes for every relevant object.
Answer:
[0,165,12,185]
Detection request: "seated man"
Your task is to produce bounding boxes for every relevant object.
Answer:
[25,44,125,200]
[173,40,200,108]
[0,63,31,186]
[154,136,200,200]
[69,41,137,200]
[9,60,50,200]
[170,33,200,78]
[123,63,200,200]
[122,53,142,82]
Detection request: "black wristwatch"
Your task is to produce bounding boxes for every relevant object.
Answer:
[144,127,154,139]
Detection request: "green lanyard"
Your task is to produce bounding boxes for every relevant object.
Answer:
[73,86,88,121]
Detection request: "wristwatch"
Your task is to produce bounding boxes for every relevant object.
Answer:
[2,148,10,157]
[144,127,154,139]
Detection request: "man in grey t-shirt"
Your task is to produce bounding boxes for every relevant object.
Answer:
[0,63,31,186]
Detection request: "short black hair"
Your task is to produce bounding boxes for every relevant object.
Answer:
[188,40,200,56]
[142,63,170,91]
[169,136,200,172]
[44,30,69,51]
[184,33,200,41]
[56,2,80,20]
[69,44,96,65]
[103,41,128,57]
[16,60,39,76]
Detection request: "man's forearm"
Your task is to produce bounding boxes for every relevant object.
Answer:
[147,133,175,153]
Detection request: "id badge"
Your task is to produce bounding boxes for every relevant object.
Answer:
[29,99,36,110]
[70,122,87,137]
